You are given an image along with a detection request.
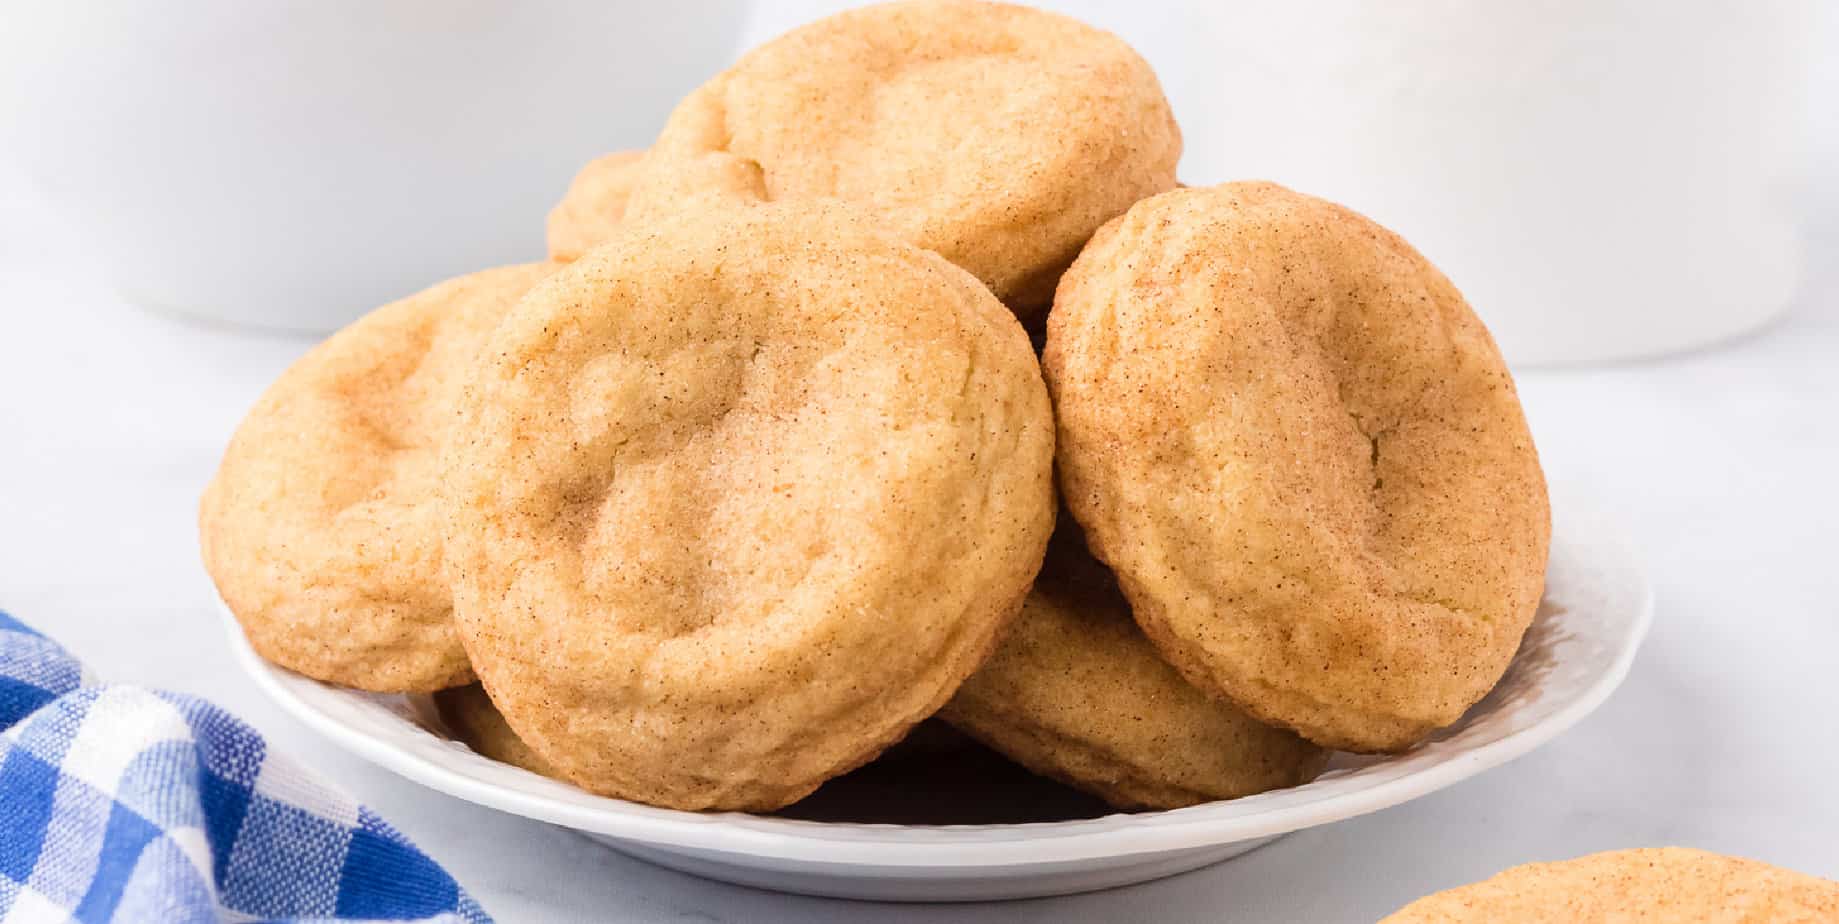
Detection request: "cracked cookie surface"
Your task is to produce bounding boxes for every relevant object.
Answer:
[441,204,1055,811]
[201,263,555,692]
[624,0,1180,317]
[942,518,1327,810]
[1044,182,1549,752]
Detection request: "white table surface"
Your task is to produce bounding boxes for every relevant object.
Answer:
[2,177,1835,921]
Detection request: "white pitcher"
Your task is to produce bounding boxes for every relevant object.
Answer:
[747,0,1819,365]
[0,2,748,332]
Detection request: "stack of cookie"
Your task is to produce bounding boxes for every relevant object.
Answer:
[201,0,1549,813]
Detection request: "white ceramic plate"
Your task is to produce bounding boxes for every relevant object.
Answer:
[223,488,1651,902]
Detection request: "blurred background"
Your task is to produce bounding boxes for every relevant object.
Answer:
[1,1,1831,364]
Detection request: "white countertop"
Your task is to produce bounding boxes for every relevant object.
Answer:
[2,188,1835,920]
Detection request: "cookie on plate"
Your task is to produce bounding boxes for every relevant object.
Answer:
[1045,182,1550,752]
[546,150,646,262]
[200,263,554,692]
[438,684,962,783]
[942,519,1328,810]
[441,203,1055,811]
[1381,848,1839,922]
[434,684,559,778]
[624,0,1180,316]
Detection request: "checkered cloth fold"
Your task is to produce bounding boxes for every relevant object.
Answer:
[0,611,490,923]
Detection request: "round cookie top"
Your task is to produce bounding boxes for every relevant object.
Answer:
[441,204,1056,811]
[942,519,1327,810]
[1381,848,1839,922]
[200,262,554,692]
[1045,182,1550,752]
[624,0,1180,315]
[546,150,646,262]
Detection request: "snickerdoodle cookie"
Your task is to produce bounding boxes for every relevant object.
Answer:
[942,519,1327,810]
[624,0,1180,315]
[1381,848,1839,922]
[434,684,559,778]
[1045,182,1549,752]
[546,150,646,262]
[440,682,962,781]
[441,204,1055,811]
[201,263,554,692]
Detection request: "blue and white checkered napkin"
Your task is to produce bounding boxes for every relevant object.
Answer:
[0,611,490,923]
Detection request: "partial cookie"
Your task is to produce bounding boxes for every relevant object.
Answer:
[1045,182,1550,752]
[1382,848,1839,922]
[201,263,554,692]
[441,204,1055,811]
[434,684,559,778]
[546,150,646,262]
[624,0,1180,315]
[942,519,1328,810]
[438,683,958,782]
